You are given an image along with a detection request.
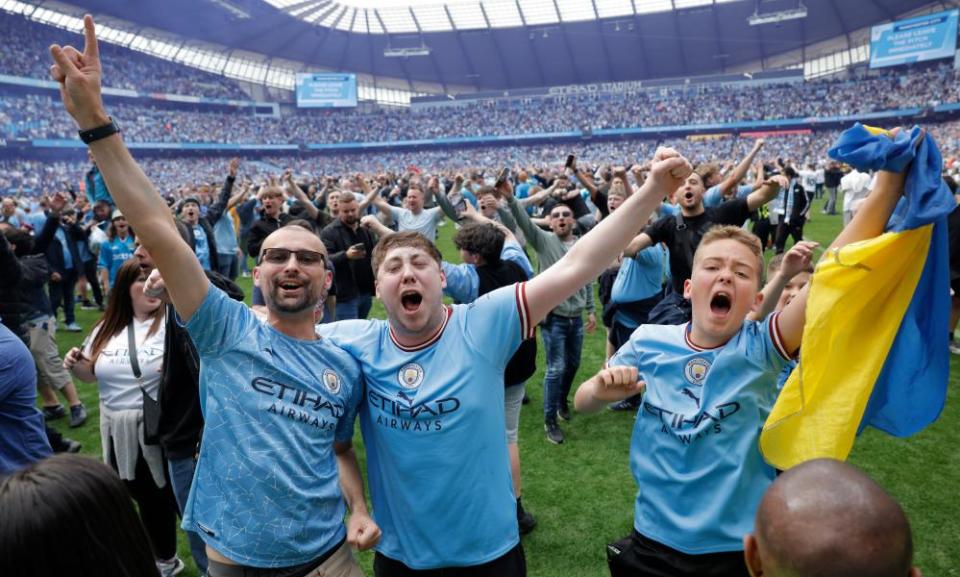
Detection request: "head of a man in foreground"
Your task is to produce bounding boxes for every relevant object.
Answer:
[745,458,919,577]
[684,225,764,343]
[372,231,446,340]
[255,227,331,317]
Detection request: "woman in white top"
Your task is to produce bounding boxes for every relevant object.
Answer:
[64,259,183,577]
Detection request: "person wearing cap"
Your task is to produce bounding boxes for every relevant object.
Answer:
[177,195,220,273]
[97,209,135,294]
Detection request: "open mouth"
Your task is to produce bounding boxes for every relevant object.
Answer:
[278,279,304,293]
[401,290,423,312]
[684,192,694,201]
[710,292,732,315]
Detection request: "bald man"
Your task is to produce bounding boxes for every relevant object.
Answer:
[744,459,920,577]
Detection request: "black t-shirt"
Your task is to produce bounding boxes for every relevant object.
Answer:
[644,198,752,293]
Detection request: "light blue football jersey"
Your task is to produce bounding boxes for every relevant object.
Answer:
[612,244,669,305]
[317,283,534,569]
[608,314,791,554]
[183,286,363,567]
[704,184,754,208]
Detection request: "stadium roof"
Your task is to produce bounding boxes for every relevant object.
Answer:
[56,0,942,91]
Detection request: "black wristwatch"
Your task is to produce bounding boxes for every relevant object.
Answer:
[78,118,120,144]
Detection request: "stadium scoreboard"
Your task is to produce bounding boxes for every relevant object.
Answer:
[296,73,358,108]
[870,9,959,69]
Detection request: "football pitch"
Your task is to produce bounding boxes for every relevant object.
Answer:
[48,207,959,576]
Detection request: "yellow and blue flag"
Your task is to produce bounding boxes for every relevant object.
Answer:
[760,124,953,470]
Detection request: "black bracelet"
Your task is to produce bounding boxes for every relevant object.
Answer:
[78,118,120,145]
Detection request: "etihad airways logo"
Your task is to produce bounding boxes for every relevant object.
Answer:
[643,400,741,445]
[368,389,461,433]
[250,376,345,431]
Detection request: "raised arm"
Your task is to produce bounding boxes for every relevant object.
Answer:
[524,149,692,325]
[777,164,908,355]
[433,176,460,222]
[746,240,818,322]
[49,15,207,320]
[623,232,654,259]
[746,175,787,211]
[283,170,319,220]
[718,139,765,198]
[206,157,239,225]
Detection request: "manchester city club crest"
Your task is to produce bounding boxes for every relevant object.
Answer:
[683,358,711,385]
[398,363,425,390]
[322,369,341,395]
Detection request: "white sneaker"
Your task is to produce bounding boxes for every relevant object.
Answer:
[156,556,185,577]
[949,342,960,355]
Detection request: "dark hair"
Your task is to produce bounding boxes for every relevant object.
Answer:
[3,227,33,256]
[89,259,164,363]
[453,223,505,266]
[0,454,159,576]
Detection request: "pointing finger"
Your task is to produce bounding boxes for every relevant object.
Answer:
[83,14,99,61]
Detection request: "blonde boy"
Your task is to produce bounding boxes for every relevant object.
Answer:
[575,162,909,577]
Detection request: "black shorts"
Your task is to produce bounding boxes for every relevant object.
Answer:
[374,543,526,577]
[607,530,748,577]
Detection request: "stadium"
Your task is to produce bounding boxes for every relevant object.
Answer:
[0,0,957,576]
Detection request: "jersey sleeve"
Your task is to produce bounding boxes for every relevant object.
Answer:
[185,284,256,358]
[464,282,533,368]
[334,363,364,444]
[607,326,645,373]
[747,312,792,370]
[702,184,723,208]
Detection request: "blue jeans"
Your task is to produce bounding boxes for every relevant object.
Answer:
[168,456,208,574]
[216,252,238,281]
[335,293,373,321]
[540,313,583,423]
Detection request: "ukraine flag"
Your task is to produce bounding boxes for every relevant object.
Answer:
[760,124,954,470]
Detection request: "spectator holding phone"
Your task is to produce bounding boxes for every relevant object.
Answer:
[320,192,376,320]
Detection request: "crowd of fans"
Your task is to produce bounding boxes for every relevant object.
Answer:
[0,10,952,577]
[8,121,960,197]
[3,64,958,145]
[0,11,247,100]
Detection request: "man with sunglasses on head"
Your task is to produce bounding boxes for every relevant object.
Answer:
[47,17,379,576]
[506,188,596,444]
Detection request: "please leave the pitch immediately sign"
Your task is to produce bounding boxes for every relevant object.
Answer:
[296,73,358,108]
[870,9,959,69]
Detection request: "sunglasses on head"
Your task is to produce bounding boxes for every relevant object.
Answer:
[258,248,326,267]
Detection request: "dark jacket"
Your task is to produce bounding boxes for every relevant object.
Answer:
[8,214,59,326]
[476,260,537,387]
[320,219,376,301]
[44,221,85,275]
[158,271,244,459]
[0,234,24,341]
[247,213,293,261]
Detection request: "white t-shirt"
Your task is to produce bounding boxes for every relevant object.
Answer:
[840,170,873,214]
[84,317,166,412]
[799,169,818,193]
[389,206,443,240]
